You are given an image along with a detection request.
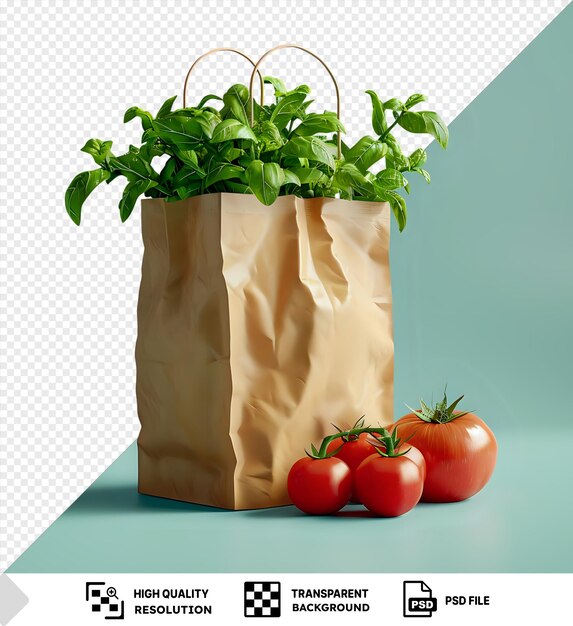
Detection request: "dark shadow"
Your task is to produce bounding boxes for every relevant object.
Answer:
[65,484,234,515]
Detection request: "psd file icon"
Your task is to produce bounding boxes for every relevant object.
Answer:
[403,581,438,617]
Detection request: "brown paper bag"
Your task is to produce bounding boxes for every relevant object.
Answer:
[136,193,393,509]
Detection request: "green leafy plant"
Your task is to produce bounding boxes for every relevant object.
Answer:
[65,78,448,231]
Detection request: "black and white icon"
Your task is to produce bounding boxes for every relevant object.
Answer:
[244,581,281,617]
[403,581,438,617]
[85,582,125,620]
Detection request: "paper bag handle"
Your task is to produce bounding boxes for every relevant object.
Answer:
[248,44,342,159]
[183,48,265,108]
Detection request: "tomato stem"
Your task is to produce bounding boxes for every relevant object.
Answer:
[315,426,390,459]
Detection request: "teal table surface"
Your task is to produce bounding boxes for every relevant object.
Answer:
[8,430,573,573]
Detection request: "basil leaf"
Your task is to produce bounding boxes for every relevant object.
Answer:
[65,169,110,225]
[245,160,283,205]
[156,96,177,119]
[264,76,287,97]
[414,167,431,183]
[365,90,387,135]
[153,116,208,150]
[375,168,407,190]
[225,181,251,194]
[81,139,114,165]
[293,112,345,136]
[333,163,374,197]
[197,94,223,108]
[270,92,308,130]
[257,121,284,152]
[222,84,250,125]
[175,149,205,176]
[282,136,335,169]
[397,111,427,133]
[409,148,427,168]
[204,163,244,188]
[211,119,258,143]
[344,136,388,173]
[108,152,156,182]
[282,169,301,186]
[287,167,329,185]
[176,180,202,199]
[405,94,427,109]
[421,111,449,148]
[171,165,203,191]
[380,190,407,231]
[123,106,153,130]
[383,98,405,111]
[119,179,157,222]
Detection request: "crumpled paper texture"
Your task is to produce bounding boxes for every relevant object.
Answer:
[136,193,393,509]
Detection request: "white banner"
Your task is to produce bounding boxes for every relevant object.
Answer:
[3,573,571,625]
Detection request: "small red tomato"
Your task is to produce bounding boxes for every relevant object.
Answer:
[354,455,423,517]
[326,433,376,502]
[288,457,352,515]
[396,443,426,482]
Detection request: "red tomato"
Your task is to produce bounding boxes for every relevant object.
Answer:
[354,454,423,517]
[287,457,352,514]
[326,433,376,502]
[397,443,426,482]
[392,412,497,502]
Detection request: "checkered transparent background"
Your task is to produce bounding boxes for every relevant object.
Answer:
[0,0,568,571]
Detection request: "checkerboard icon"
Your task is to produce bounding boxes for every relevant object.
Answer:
[244,581,281,617]
[85,582,124,620]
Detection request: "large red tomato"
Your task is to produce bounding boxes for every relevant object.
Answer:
[326,433,376,502]
[354,454,423,517]
[287,457,352,514]
[392,395,497,502]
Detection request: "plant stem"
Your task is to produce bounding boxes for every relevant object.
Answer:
[381,111,404,140]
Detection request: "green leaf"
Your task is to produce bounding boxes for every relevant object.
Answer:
[383,98,405,111]
[257,120,284,152]
[282,169,301,186]
[332,163,374,197]
[175,149,206,176]
[375,168,407,190]
[405,94,427,109]
[344,136,388,173]
[108,152,156,182]
[123,106,153,130]
[158,156,180,189]
[197,94,223,108]
[282,136,335,169]
[397,111,427,133]
[222,84,250,125]
[287,167,329,185]
[80,139,113,165]
[119,179,157,222]
[421,111,449,148]
[224,181,250,194]
[211,118,258,143]
[245,160,283,205]
[65,169,110,225]
[386,190,408,231]
[171,165,203,191]
[156,96,177,119]
[204,162,244,188]
[409,148,427,168]
[264,76,287,97]
[293,112,345,136]
[175,180,202,200]
[270,92,308,130]
[365,90,387,135]
[153,116,208,150]
[414,167,431,183]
